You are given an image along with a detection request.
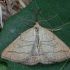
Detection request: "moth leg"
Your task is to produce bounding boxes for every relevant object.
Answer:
[47,28,62,31]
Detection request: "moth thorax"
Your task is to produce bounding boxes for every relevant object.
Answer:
[35,27,39,32]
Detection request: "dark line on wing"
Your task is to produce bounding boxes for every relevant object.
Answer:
[41,43,58,46]
[20,39,34,42]
[8,50,67,54]
[17,43,33,47]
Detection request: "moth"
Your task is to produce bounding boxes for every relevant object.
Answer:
[1,9,70,65]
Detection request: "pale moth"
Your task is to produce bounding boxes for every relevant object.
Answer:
[1,9,70,65]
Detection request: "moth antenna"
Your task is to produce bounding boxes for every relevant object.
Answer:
[32,8,41,22]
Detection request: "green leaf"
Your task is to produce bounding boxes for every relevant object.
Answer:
[0,61,8,70]
[0,0,70,70]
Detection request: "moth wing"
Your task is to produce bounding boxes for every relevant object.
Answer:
[1,27,39,65]
[39,27,70,63]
